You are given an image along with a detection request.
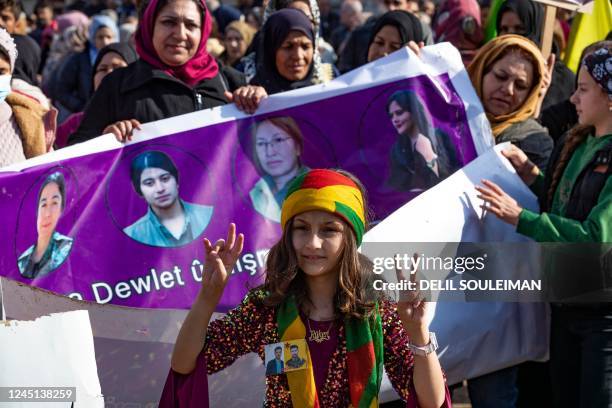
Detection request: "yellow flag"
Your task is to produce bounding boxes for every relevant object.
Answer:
[564,0,612,73]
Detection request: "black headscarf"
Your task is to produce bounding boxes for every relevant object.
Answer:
[366,10,425,58]
[250,8,316,95]
[12,34,41,86]
[91,42,138,88]
[496,0,544,46]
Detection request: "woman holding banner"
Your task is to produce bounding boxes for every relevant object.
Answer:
[477,46,612,408]
[366,10,425,63]
[68,0,245,144]
[226,9,319,114]
[468,34,554,171]
[495,0,575,112]
[163,169,452,407]
[466,33,555,407]
[56,42,138,148]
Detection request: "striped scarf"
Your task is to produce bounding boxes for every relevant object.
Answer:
[276,296,383,407]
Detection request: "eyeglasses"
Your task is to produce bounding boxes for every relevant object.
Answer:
[256,136,291,150]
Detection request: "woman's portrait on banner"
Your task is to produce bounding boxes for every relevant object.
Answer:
[18,172,74,279]
[248,117,309,222]
[386,90,461,192]
[123,150,214,247]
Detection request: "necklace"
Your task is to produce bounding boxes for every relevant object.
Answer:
[307,317,334,344]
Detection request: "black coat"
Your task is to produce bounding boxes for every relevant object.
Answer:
[68,60,246,145]
[540,99,578,144]
[387,129,461,192]
[541,60,575,112]
[54,45,94,113]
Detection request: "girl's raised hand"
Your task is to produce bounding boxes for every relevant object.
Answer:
[201,223,244,302]
[396,254,428,332]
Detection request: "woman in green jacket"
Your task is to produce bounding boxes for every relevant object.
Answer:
[476,45,611,408]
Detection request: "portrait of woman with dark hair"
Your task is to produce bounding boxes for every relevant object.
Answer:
[386,90,461,191]
[249,117,309,222]
[123,150,213,247]
[18,172,74,279]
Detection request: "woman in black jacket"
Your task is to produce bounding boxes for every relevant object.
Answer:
[68,0,245,145]
[496,0,575,111]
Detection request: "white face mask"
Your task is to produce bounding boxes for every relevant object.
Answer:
[0,74,11,103]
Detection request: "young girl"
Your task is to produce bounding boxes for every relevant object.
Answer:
[166,168,450,407]
[477,46,612,407]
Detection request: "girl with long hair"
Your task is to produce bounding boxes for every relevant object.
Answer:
[477,45,612,407]
[166,168,450,407]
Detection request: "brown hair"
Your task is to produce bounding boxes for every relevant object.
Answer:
[257,169,381,319]
[251,116,304,174]
[546,39,612,210]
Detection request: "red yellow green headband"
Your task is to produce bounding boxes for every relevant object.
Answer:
[281,169,366,245]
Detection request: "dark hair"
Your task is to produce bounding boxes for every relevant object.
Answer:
[259,169,381,320]
[386,89,435,139]
[245,7,263,29]
[289,344,299,350]
[0,48,9,66]
[37,172,66,210]
[251,116,304,175]
[34,0,52,13]
[546,39,612,209]
[0,0,21,19]
[130,151,179,196]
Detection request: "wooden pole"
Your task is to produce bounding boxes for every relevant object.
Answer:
[541,4,558,59]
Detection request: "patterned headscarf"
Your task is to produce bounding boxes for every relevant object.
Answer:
[281,168,366,245]
[583,47,612,100]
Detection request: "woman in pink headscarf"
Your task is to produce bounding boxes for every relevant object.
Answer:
[432,0,483,66]
[68,0,245,145]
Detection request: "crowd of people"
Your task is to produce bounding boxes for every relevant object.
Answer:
[0,0,603,153]
[0,0,610,405]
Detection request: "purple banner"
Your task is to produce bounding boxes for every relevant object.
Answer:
[0,48,487,310]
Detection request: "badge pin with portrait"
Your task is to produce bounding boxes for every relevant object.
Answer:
[283,339,309,373]
[263,340,310,376]
[264,342,287,376]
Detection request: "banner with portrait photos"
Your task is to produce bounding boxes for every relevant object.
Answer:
[0,44,493,310]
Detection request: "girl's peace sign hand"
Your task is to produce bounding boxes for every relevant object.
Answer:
[201,223,244,302]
